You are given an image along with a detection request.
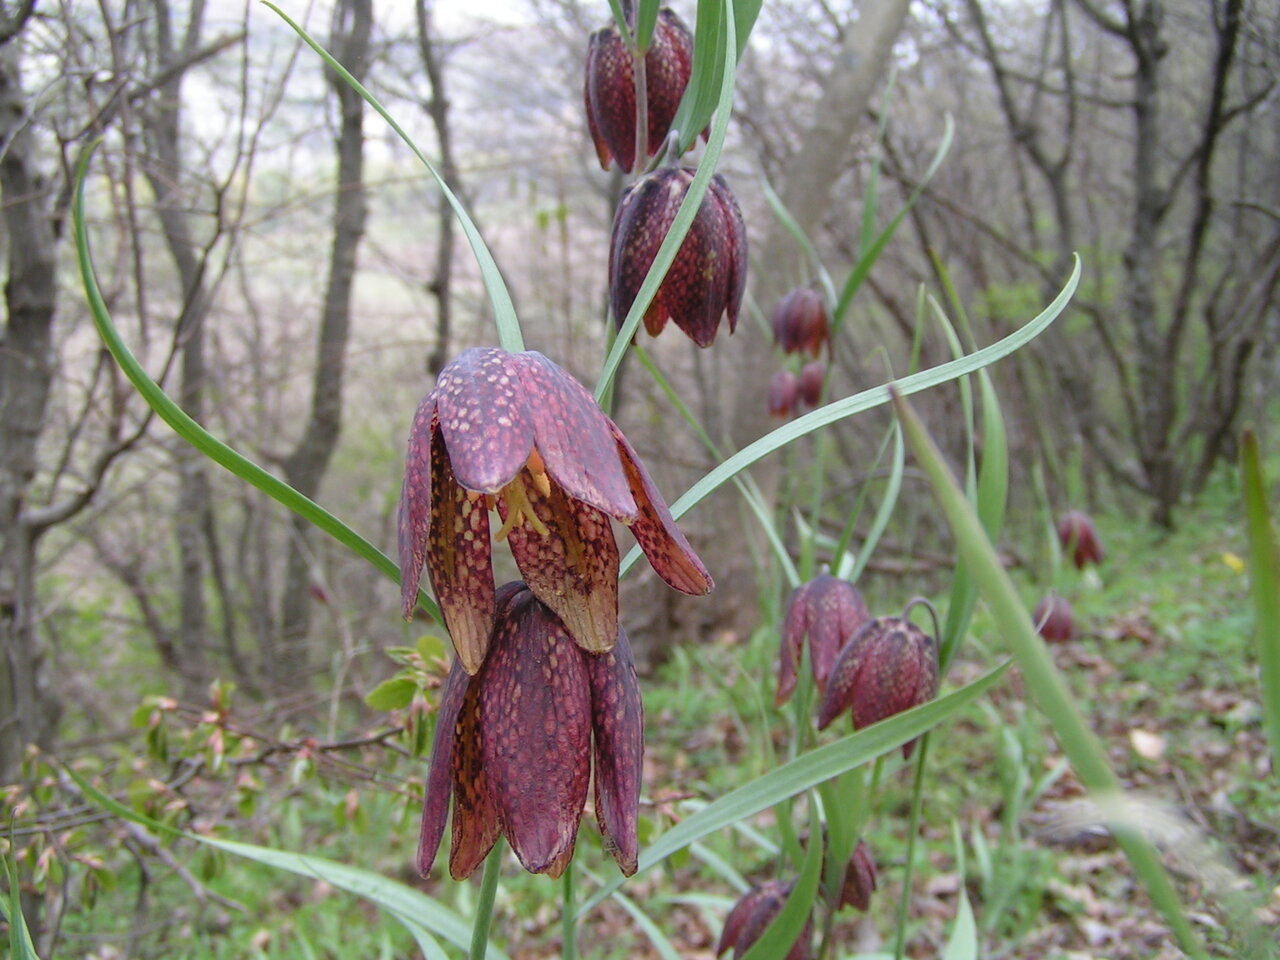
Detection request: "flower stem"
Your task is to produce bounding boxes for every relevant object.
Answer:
[470,840,504,960]
[633,47,648,172]
[892,734,930,960]
[562,860,578,960]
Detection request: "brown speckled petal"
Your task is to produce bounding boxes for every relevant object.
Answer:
[717,883,775,956]
[807,575,871,692]
[583,30,614,169]
[586,626,643,875]
[609,170,685,334]
[774,581,812,707]
[710,174,748,335]
[584,24,636,172]
[417,658,470,876]
[435,347,534,494]
[427,440,495,674]
[610,424,713,596]
[398,393,437,619]
[503,473,620,654]
[479,591,592,877]
[513,352,636,520]
[448,676,501,879]
[816,618,880,730]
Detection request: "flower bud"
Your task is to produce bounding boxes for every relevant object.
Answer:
[584,9,694,173]
[609,167,748,347]
[717,879,812,960]
[1033,594,1074,642]
[769,370,798,419]
[1057,511,1104,570]
[772,288,828,357]
[839,839,878,912]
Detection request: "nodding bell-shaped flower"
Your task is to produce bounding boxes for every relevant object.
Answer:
[1057,510,1104,570]
[840,840,878,912]
[798,360,824,409]
[775,574,871,707]
[609,166,748,348]
[769,370,799,419]
[418,582,644,879]
[584,8,694,173]
[816,614,939,758]
[399,347,712,674]
[717,879,813,960]
[1034,594,1074,642]
[772,288,829,357]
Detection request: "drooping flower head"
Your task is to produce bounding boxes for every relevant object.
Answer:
[798,361,824,409]
[717,878,812,960]
[816,614,939,757]
[768,370,799,419]
[1033,593,1074,642]
[1057,510,1104,570]
[609,166,748,348]
[418,582,644,879]
[775,573,871,707]
[840,839,878,912]
[772,288,829,357]
[584,8,694,173]
[399,347,712,673]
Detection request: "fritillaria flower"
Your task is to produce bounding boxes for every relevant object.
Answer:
[816,614,939,757]
[418,582,643,878]
[769,370,799,419]
[717,879,812,960]
[798,361,824,408]
[609,166,748,347]
[775,574,871,707]
[1033,594,1074,642]
[839,840,878,912]
[584,8,694,173]
[399,347,712,673]
[772,288,829,357]
[1057,510,1104,570]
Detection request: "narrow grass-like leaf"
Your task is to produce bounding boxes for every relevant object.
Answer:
[594,1,737,401]
[620,258,1079,578]
[1241,429,1280,769]
[64,766,497,959]
[848,422,906,583]
[691,842,751,893]
[263,3,522,353]
[891,388,1208,960]
[830,116,954,336]
[72,148,442,625]
[577,661,1009,917]
[941,888,978,960]
[634,0,660,52]
[669,0,759,151]
[3,833,39,960]
[738,806,822,960]
[760,178,836,306]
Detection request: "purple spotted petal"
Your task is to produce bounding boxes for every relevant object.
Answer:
[435,347,534,493]
[447,676,501,879]
[610,424,713,596]
[816,618,880,731]
[774,581,813,707]
[839,840,878,912]
[479,590,592,877]
[512,352,637,520]
[709,174,748,336]
[717,883,776,956]
[427,438,495,674]
[586,626,643,875]
[719,880,811,960]
[417,658,470,876]
[806,575,871,692]
[399,392,437,619]
[502,473,620,655]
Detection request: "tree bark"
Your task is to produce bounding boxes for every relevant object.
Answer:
[275,0,372,682]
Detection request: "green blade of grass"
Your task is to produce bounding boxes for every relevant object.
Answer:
[619,257,1079,578]
[891,387,1207,960]
[65,766,497,959]
[3,831,40,960]
[74,145,440,624]
[263,2,522,353]
[576,660,1010,918]
[1241,429,1280,769]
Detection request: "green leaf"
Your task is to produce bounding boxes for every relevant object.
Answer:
[3,833,40,960]
[620,258,1079,579]
[73,147,441,626]
[941,888,978,960]
[262,4,522,353]
[1241,429,1280,770]
[634,0,660,52]
[364,677,418,711]
[578,661,1009,918]
[64,767,502,960]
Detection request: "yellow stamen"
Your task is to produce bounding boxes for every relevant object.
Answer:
[493,471,551,540]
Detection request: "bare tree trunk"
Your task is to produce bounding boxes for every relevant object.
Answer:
[275,0,372,682]
[0,34,62,784]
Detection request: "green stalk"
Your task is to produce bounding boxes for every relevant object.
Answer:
[892,734,930,960]
[470,841,505,960]
[891,388,1207,960]
[1241,430,1280,770]
[562,861,578,960]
